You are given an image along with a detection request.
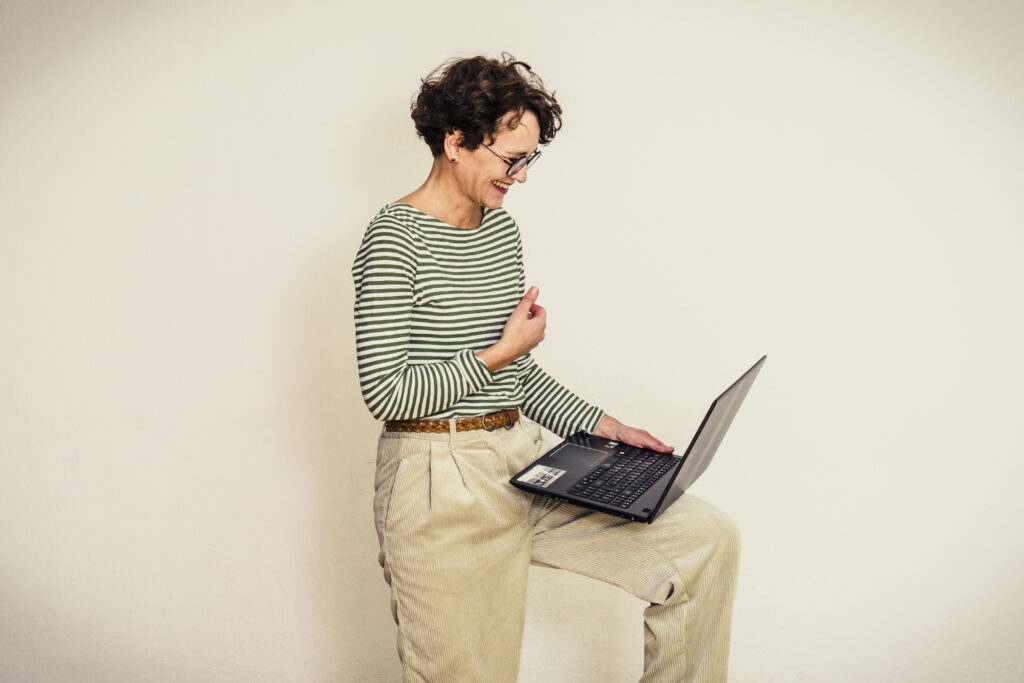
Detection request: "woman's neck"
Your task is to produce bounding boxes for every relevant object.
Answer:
[396,158,483,229]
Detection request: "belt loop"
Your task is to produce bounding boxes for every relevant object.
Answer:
[448,417,457,444]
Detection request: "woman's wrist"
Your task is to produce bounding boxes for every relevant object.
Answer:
[475,342,514,372]
[593,414,622,440]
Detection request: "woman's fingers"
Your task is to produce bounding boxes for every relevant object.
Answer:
[594,415,674,453]
[623,428,674,453]
[516,286,539,315]
[499,287,547,358]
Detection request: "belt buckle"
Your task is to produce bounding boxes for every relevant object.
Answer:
[482,409,516,431]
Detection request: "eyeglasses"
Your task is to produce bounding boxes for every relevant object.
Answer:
[482,144,541,177]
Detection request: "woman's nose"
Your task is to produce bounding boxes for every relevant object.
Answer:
[511,167,528,183]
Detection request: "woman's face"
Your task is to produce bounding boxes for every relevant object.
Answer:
[450,110,540,210]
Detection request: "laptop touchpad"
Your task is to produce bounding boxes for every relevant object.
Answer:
[548,444,606,469]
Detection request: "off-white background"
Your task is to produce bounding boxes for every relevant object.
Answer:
[2,1,1022,681]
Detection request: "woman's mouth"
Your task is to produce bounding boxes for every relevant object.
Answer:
[491,180,510,195]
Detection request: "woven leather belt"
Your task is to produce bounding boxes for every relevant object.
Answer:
[385,408,520,433]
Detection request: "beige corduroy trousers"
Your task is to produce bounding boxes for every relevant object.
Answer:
[372,415,740,683]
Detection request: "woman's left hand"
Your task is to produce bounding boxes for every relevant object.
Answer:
[592,415,674,453]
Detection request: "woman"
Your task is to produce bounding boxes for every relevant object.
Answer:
[352,55,739,683]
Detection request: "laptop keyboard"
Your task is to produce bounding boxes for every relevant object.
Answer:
[567,448,678,509]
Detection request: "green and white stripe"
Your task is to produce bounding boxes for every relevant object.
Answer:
[352,203,604,437]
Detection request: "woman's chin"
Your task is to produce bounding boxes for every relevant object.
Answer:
[482,194,506,210]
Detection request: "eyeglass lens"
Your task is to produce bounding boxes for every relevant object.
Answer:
[509,151,540,176]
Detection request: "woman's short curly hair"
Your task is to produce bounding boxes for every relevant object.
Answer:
[411,54,562,157]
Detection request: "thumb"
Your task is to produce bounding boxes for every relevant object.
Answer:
[518,286,539,309]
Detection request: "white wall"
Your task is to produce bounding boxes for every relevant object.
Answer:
[2,1,1022,681]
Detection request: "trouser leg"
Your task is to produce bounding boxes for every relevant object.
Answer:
[373,421,542,682]
[529,491,740,683]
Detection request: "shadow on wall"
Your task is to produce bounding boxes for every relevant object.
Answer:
[289,236,402,680]
[283,99,421,680]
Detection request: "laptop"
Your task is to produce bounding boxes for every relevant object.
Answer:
[510,355,766,523]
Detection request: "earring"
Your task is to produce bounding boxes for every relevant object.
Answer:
[450,157,457,163]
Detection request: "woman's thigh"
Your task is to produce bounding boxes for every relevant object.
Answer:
[373,419,543,680]
[529,494,740,604]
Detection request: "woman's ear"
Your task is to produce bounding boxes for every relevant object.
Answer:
[444,130,464,162]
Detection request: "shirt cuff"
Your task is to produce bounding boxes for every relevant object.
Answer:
[580,407,606,434]
[456,348,494,393]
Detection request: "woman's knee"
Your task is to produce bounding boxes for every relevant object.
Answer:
[709,505,741,570]
[669,496,741,566]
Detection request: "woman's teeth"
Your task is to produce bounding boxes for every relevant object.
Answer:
[491,180,510,192]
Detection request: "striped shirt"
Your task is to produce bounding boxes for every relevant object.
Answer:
[352,203,604,437]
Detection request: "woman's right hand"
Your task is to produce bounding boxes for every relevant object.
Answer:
[476,286,546,371]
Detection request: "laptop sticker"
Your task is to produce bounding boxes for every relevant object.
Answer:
[517,465,566,488]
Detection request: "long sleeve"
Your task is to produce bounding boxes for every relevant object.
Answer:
[353,217,494,421]
[516,352,605,437]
